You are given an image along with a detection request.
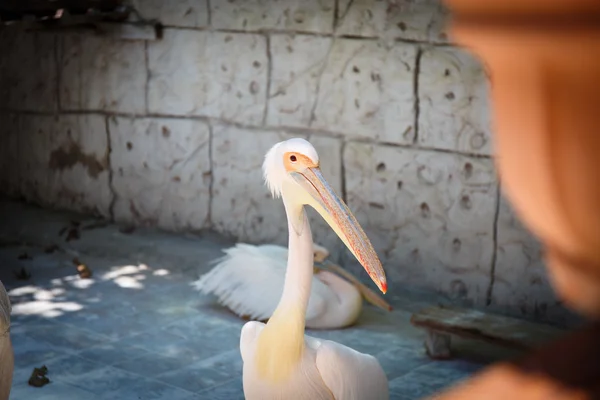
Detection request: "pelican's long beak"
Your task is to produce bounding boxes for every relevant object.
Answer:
[290,167,388,294]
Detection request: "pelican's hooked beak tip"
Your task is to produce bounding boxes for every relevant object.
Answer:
[380,281,387,294]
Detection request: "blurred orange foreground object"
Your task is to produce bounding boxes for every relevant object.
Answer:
[429,0,600,399]
[445,0,600,319]
[427,321,600,399]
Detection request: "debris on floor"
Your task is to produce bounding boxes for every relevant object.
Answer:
[72,258,92,279]
[28,365,50,388]
[13,267,31,280]
[82,221,109,231]
[44,244,60,254]
[119,225,136,234]
[65,228,80,242]
[59,220,81,242]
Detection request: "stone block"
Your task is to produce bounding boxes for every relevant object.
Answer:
[211,0,335,33]
[99,373,195,400]
[312,40,416,144]
[0,29,57,111]
[389,363,468,398]
[309,328,415,358]
[148,29,267,124]
[109,117,211,231]
[133,0,209,28]
[376,346,432,382]
[41,354,105,382]
[343,142,497,304]
[11,332,62,369]
[336,0,450,43]
[18,114,112,217]
[211,127,342,247]
[24,320,109,351]
[78,343,149,366]
[59,34,146,113]
[490,194,573,324]
[210,126,289,243]
[155,350,242,393]
[267,34,332,128]
[9,380,102,400]
[59,366,191,398]
[197,377,244,400]
[419,47,492,155]
[114,352,190,378]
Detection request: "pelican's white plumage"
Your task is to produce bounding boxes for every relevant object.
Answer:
[192,242,369,329]
[240,138,389,400]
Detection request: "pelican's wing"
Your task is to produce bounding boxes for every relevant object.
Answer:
[192,243,287,321]
[254,244,290,262]
[192,243,328,322]
[313,339,389,400]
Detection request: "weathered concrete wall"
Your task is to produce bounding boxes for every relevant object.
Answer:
[0,0,575,325]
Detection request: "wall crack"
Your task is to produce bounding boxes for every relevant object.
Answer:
[105,116,117,221]
[413,47,423,145]
[486,183,502,306]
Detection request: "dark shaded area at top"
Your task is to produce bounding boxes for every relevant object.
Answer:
[0,0,126,23]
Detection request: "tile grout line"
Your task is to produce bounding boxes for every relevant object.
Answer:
[195,375,241,395]
[61,361,198,397]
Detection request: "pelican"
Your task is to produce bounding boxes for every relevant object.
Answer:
[0,281,13,400]
[240,138,389,399]
[192,241,392,329]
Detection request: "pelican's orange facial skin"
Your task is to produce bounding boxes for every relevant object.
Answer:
[283,152,319,173]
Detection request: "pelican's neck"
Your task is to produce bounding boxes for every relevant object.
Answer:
[254,198,314,382]
[276,206,314,315]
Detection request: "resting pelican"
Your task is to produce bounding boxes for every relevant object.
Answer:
[241,138,389,399]
[0,281,13,400]
[192,241,392,329]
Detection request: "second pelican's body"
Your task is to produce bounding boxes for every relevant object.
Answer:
[193,242,391,329]
[240,138,389,399]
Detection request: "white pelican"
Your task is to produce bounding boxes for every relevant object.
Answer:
[192,242,392,329]
[0,281,13,400]
[240,138,389,399]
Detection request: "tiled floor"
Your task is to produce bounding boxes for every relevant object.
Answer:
[0,199,499,399]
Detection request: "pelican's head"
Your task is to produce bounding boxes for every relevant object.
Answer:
[262,138,387,294]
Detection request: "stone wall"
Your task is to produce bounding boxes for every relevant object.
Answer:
[0,0,575,325]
